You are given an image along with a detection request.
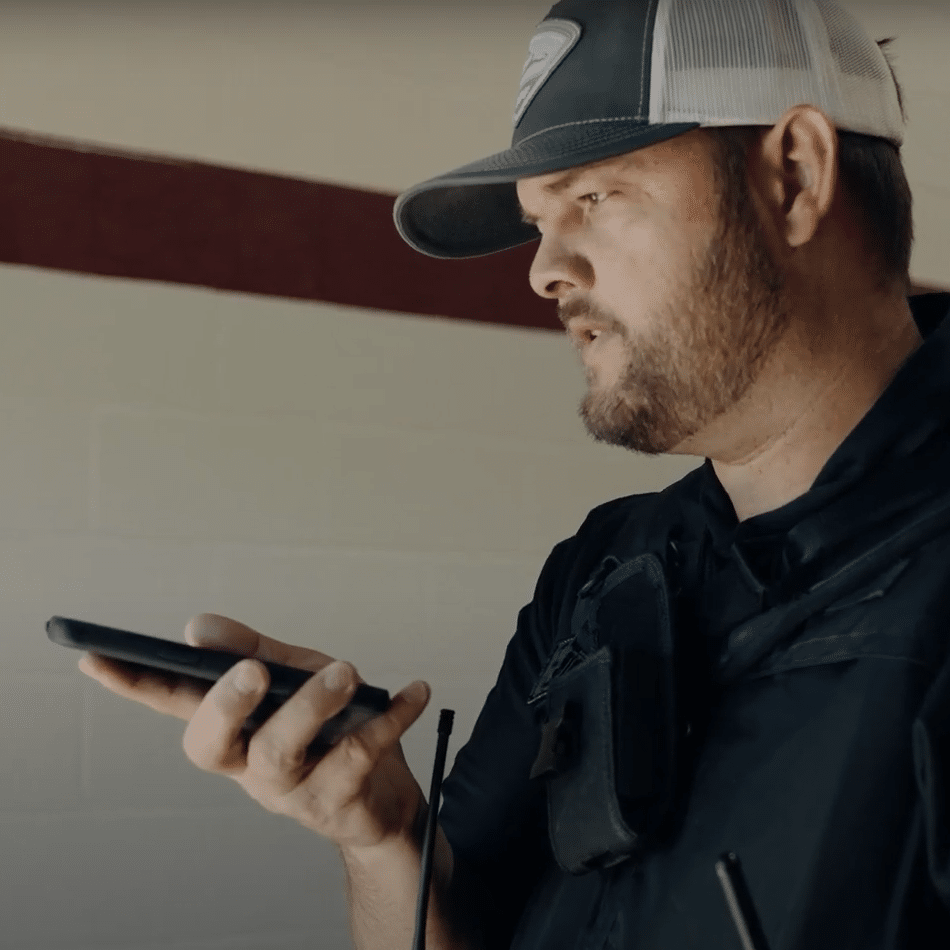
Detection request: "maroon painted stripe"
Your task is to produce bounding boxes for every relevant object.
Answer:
[0,127,558,332]
[0,127,942,332]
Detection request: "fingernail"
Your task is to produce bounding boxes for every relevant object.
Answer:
[232,661,261,694]
[408,681,430,702]
[323,661,352,692]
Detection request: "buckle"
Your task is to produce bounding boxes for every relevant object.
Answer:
[529,701,581,780]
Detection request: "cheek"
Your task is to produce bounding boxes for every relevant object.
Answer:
[649,165,720,247]
[651,153,718,221]
[587,228,665,325]
[597,213,656,272]
[678,184,718,226]
[603,214,694,292]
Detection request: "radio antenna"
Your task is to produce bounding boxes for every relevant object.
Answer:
[412,708,455,950]
[715,851,772,950]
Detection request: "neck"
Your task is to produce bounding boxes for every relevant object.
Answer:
[685,292,924,523]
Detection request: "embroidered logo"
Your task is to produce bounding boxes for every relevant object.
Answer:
[512,18,582,129]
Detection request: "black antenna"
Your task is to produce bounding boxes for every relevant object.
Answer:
[715,852,772,950]
[412,709,455,950]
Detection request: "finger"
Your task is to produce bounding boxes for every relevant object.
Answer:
[283,680,431,834]
[184,613,336,673]
[244,660,359,787]
[181,658,271,776]
[325,680,431,778]
[78,652,209,721]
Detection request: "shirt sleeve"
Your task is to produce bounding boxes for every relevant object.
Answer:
[436,532,581,946]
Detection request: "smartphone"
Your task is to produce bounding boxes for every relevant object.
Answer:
[48,615,391,760]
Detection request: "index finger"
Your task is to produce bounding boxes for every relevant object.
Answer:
[78,653,210,721]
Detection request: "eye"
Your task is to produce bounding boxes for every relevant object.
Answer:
[578,191,611,209]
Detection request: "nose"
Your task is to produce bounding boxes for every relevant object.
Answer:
[528,233,593,300]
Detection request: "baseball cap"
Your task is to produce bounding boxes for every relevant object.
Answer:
[393,0,905,260]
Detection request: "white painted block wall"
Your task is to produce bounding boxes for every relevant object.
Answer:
[0,265,697,949]
[0,3,945,949]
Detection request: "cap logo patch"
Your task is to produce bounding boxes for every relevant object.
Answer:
[512,18,582,129]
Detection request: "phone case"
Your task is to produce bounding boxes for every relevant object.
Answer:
[48,615,391,757]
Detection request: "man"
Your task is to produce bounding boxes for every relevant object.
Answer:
[80,1,950,948]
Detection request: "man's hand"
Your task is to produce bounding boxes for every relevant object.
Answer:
[78,612,431,852]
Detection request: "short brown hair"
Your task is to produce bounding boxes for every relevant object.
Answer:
[706,39,914,295]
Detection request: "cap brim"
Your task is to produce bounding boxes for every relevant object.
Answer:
[393,120,700,259]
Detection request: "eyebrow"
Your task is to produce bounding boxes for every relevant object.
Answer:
[517,159,635,226]
[517,166,593,226]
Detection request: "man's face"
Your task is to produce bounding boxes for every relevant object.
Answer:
[516,129,793,456]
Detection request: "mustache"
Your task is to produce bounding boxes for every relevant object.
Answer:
[557,298,625,335]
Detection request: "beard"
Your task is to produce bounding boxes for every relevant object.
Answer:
[570,158,793,456]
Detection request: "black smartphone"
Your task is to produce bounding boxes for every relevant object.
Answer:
[48,615,391,760]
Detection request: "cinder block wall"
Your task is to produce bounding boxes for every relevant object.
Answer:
[0,3,945,949]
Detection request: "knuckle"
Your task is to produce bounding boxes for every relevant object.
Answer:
[251,733,306,774]
[180,690,247,772]
[295,786,337,833]
[181,727,219,772]
[338,731,376,772]
[365,711,401,748]
[257,791,294,817]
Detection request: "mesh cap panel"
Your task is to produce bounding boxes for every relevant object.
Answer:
[649,0,904,144]
[815,0,905,137]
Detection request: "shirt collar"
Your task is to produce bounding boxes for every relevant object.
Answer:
[697,292,950,550]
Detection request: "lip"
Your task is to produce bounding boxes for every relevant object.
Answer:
[567,318,611,348]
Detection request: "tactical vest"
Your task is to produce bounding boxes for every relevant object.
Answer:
[515,453,950,949]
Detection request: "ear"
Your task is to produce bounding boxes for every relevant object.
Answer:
[755,106,838,251]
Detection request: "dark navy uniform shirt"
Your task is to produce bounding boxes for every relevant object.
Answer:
[438,292,950,950]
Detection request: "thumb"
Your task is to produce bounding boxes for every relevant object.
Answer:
[399,680,431,712]
[184,613,260,651]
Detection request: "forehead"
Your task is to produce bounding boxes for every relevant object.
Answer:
[514,130,712,206]
[518,151,642,196]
